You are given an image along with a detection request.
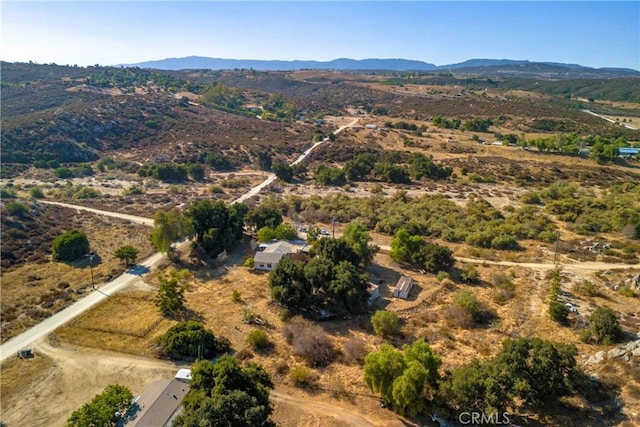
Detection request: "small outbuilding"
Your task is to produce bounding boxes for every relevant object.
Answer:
[393,276,414,299]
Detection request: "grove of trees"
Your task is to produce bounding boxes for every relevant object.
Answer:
[157,320,225,359]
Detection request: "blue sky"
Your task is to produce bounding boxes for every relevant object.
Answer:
[2,1,639,70]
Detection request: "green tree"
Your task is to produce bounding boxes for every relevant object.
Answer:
[364,344,406,404]
[151,208,193,254]
[313,237,361,267]
[114,245,139,266]
[155,269,190,315]
[327,261,369,315]
[52,229,90,262]
[342,219,379,266]
[371,310,400,338]
[158,320,217,359]
[256,223,298,242]
[391,361,429,417]
[67,384,133,427]
[344,153,376,181]
[417,242,455,274]
[186,199,243,257]
[244,205,283,231]
[272,161,294,182]
[175,355,274,427]
[269,258,311,308]
[583,307,622,344]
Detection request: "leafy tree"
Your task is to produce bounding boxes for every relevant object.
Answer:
[186,200,244,257]
[364,339,441,415]
[257,152,272,171]
[272,161,293,182]
[269,258,311,308]
[67,384,133,427]
[244,205,283,231]
[151,208,193,254]
[582,307,622,344]
[345,153,376,181]
[364,344,406,404]
[256,223,297,242]
[158,320,216,359]
[114,245,139,266]
[52,229,90,262]
[186,163,205,181]
[155,269,190,315]
[371,310,400,338]
[314,165,346,186]
[342,219,379,266]
[389,228,425,265]
[175,356,274,427]
[460,263,480,283]
[419,243,454,273]
[55,167,74,179]
[374,162,411,184]
[313,237,361,267]
[327,261,369,315]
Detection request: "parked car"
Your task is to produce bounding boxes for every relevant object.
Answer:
[320,229,330,236]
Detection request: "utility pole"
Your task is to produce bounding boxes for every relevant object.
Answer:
[332,216,337,239]
[553,233,560,265]
[86,253,96,289]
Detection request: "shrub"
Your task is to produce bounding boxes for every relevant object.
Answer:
[54,167,74,178]
[574,280,602,297]
[247,330,270,351]
[371,310,400,338]
[157,320,217,359]
[436,271,450,282]
[549,299,569,325]
[282,318,335,367]
[232,290,242,302]
[581,307,622,344]
[52,229,90,262]
[460,264,480,283]
[29,186,45,198]
[123,185,145,196]
[5,202,29,217]
[342,337,368,365]
[243,256,255,268]
[0,187,17,198]
[290,365,312,387]
[73,186,101,199]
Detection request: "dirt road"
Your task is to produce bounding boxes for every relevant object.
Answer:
[38,200,154,226]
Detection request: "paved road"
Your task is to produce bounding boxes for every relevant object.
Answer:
[0,118,358,363]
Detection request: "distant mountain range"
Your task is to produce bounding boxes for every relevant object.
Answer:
[119,56,640,79]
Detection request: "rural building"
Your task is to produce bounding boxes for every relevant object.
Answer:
[254,240,309,271]
[128,378,190,427]
[367,283,379,306]
[365,124,378,130]
[393,276,414,299]
[618,147,639,158]
[175,369,192,383]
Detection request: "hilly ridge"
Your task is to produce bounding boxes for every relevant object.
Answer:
[121,56,640,79]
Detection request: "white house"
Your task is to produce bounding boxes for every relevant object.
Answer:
[254,240,308,272]
[393,276,414,299]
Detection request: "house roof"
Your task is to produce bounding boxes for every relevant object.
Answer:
[130,379,190,427]
[395,276,413,293]
[255,251,285,264]
[262,239,307,254]
[619,147,639,154]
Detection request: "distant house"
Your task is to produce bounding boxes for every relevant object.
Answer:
[365,124,378,130]
[393,276,414,299]
[254,240,309,272]
[367,283,379,306]
[618,147,640,158]
[129,378,190,427]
